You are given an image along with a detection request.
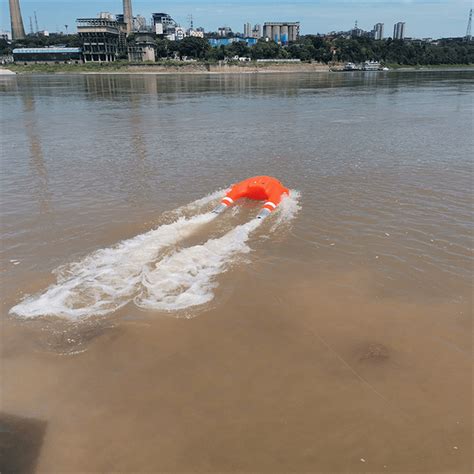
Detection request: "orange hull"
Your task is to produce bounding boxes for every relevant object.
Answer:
[215,176,289,218]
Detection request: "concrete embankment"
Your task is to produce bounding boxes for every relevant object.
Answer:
[91,62,331,75]
[7,62,332,75]
[0,68,16,75]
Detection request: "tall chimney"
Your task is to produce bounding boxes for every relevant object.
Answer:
[9,0,26,40]
[123,0,133,34]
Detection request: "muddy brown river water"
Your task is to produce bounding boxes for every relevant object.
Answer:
[1,71,472,472]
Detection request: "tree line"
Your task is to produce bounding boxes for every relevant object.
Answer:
[2,34,473,65]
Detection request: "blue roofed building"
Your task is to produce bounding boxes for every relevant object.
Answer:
[13,47,83,64]
[209,37,257,47]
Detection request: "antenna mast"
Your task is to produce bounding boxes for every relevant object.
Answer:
[29,16,34,35]
[34,11,39,33]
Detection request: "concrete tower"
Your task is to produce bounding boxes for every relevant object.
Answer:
[9,0,26,40]
[123,0,133,34]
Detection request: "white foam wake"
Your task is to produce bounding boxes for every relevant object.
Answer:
[10,189,300,319]
[134,191,300,312]
[135,218,262,312]
[10,212,217,319]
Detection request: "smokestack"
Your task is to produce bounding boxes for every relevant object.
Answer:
[123,0,133,34]
[9,0,26,40]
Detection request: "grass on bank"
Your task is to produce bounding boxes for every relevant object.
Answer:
[5,61,474,74]
[7,60,210,73]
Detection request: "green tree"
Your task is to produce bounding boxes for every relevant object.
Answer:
[177,36,210,59]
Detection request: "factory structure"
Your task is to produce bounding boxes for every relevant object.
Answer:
[76,14,126,63]
[8,0,26,40]
[264,22,300,44]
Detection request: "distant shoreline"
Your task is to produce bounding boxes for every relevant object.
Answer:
[2,62,473,76]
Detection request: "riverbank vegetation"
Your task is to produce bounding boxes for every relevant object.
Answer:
[2,34,473,66]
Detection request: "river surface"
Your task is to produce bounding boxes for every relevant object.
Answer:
[1,71,472,472]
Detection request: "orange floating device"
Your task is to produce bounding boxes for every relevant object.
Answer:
[213,176,289,219]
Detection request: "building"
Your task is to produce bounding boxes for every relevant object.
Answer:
[13,47,83,63]
[393,22,406,40]
[244,22,252,38]
[209,37,257,47]
[252,24,262,39]
[77,17,126,62]
[175,27,185,41]
[264,22,299,44]
[134,15,147,32]
[218,26,232,37]
[152,13,177,36]
[188,29,204,38]
[128,33,156,62]
[373,23,384,40]
[99,12,115,20]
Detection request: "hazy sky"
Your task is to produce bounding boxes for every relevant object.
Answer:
[1,0,472,38]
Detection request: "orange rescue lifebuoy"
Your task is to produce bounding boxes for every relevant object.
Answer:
[213,176,289,219]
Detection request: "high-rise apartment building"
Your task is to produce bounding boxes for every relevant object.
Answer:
[244,22,252,38]
[373,23,384,40]
[218,26,232,37]
[393,22,405,40]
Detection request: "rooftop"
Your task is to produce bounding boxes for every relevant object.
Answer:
[13,47,82,54]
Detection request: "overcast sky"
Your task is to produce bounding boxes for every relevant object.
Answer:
[1,0,472,38]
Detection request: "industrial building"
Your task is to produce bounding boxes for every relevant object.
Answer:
[127,33,156,62]
[123,0,133,34]
[76,17,126,62]
[263,22,299,44]
[209,37,257,47]
[13,47,83,63]
[393,22,406,40]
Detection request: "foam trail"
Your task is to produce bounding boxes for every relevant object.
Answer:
[10,189,300,319]
[10,211,217,319]
[135,218,263,312]
[135,190,300,312]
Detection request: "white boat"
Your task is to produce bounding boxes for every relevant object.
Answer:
[363,60,383,71]
[343,62,360,71]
